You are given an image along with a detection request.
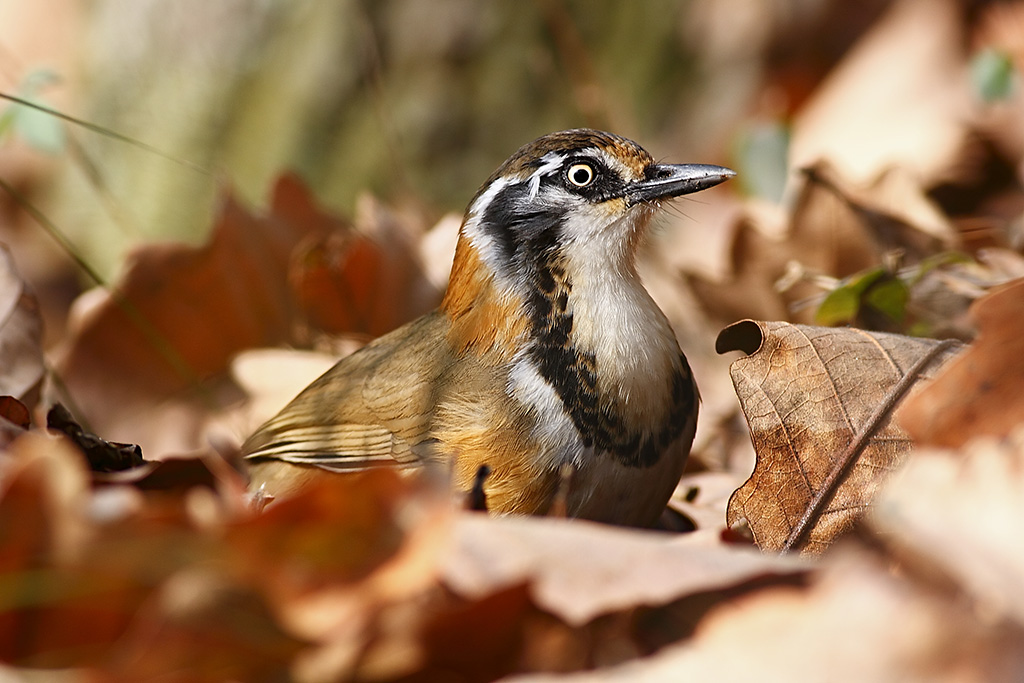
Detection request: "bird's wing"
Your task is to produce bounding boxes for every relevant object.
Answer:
[242,311,453,471]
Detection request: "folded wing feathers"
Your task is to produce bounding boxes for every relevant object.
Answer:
[244,422,421,468]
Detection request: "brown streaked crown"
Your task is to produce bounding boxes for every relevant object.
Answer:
[470,129,654,203]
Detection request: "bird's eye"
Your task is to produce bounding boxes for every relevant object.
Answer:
[566,162,596,188]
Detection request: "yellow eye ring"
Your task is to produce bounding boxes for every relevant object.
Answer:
[567,163,595,187]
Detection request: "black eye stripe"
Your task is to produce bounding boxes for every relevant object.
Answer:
[559,156,625,199]
[480,181,568,264]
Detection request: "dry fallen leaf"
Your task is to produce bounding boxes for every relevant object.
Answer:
[55,176,325,455]
[0,432,116,666]
[105,568,306,683]
[52,174,441,458]
[442,514,807,628]
[289,194,437,339]
[226,469,420,595]
[505,551,1024,683]
[717,320,962,553]
[221,347,344,442]
[898,277,1024,448]
[872,428,1024,627]
[797,163,957,260]
[668,471,748,533]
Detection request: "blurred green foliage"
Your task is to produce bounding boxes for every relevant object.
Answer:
[0,69,66,154]
[971,48,1017,103]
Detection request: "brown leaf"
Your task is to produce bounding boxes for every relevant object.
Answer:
[509,553,1024,683]
[0,433,114,666]
[221,347,345,443]
[108,569,305,683]
[718,320,962,553]
[0,396,30,431]
[225,469,420,594]
[55,176,333,455]
[0,245,44,410]
[898,278,1024,448]
[799,164,956,260]
[289,194,438,338]
[872,429,1024,627]
[393,584,534,683]
[667,471,748,533]
[441,515,807,627]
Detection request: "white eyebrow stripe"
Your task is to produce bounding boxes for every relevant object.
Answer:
[594,147,636,181]
[468,174,512,219]
[528,152,566,199]
[462,175,511,275]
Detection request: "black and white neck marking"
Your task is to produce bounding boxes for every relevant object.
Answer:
[461,146,695,469]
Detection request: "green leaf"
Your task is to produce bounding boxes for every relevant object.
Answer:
[971,48,1017,103]
[815,267,886,326]
[816,286,860,327]
[864,277,909,324]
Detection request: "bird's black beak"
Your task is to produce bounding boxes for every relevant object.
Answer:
[626,163,735,205]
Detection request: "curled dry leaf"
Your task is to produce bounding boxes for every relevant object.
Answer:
[0,244,43,410]
[442,514,807,628]
[872,428,1024,627]
[717,320,962,553]
[898,277,1024,448]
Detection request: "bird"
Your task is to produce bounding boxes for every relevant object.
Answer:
[242,129,734,527]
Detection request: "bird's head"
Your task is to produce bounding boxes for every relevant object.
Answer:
[442,129,733,353]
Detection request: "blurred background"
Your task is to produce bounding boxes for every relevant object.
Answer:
[1,0,893,279]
